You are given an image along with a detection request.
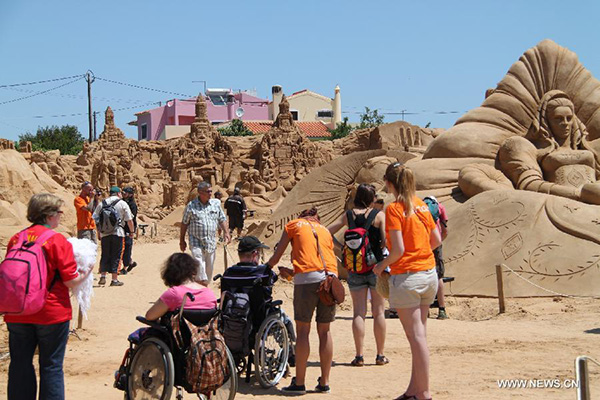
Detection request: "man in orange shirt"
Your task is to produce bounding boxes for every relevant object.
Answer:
[74,181,100,244]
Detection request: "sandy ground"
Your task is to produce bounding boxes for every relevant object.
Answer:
[1,238,600,400]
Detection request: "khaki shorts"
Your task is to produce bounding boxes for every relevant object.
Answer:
[389,268,438,309]
[293,282,336,323]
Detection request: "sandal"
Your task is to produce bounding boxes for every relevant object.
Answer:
[350,355,364,366]
[393,395,416,400]
[376,355,390,365]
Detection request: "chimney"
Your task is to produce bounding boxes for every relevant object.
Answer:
[333,85,342,125]
[271,85,283,120]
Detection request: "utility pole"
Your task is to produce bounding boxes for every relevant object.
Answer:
[401,109,406,121]
[93,111,97,141]
[85,70,95,143]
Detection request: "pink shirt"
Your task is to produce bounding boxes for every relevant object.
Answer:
[159,285,218,311]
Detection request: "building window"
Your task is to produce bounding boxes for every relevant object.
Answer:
[141,124,148,140]
[317,110,333,118]
[291,110,299,121]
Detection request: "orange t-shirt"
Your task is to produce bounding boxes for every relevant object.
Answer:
[74,195,96,231]
[285,218,338,275]
[385,197,436,275]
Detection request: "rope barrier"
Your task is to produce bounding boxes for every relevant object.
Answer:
[500,263,600,299]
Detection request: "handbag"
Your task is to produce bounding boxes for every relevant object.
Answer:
[308,221,345,306]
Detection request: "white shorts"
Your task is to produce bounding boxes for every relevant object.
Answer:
[190,247,216,282]
[389,268,438,309]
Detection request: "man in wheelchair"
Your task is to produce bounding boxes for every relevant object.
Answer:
[216,236,296,389]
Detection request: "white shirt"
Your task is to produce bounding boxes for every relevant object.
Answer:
[92,195,133,237]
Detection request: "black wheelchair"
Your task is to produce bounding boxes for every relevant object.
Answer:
[114,294,238,400]
[215,263,296,389]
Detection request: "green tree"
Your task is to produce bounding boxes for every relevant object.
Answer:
[19,125,85,155]
[357,106,385,129]
[328,117,354,140]
[217,119,253,137]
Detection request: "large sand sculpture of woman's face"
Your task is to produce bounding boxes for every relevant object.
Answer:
[406,40,600,297]
[548,104,573,144]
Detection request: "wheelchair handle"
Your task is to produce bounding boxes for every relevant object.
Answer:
[177,292,196,320]
[213,274,222,281]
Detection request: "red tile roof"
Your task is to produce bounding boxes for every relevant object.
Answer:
[241,121,331,138]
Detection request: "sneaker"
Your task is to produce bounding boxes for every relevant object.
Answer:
[315,377,330,393]
[98,276,106,286]
[376,355,390,365]
[281,377,306,395]
[110,280,124,287]
[126,262,137,273]
[119,269,128,275]
[437,309,449,320]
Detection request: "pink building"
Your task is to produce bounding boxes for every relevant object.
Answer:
[133,89,269,140]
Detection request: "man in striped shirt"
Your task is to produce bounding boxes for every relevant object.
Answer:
[180,182,230,285]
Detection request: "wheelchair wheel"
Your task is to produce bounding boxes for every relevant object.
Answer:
[254,313,289,388]
[209,346,238,400]
[127,337,174,400]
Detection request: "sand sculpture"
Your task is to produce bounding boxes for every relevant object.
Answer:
[409,39,600,296]
[254,95,332,192]
[0,91,343,229]
[257,149,418,247]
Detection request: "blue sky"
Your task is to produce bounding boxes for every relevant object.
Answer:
[1,0,599,141]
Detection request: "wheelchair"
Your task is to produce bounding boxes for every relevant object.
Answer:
[215,263,296,389]
[114,294,238,400]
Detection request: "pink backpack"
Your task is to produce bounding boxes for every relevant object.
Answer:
[0,228,58,315]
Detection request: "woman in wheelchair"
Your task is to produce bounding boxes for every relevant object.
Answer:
[114,253,237,400]
[145,252,217,320]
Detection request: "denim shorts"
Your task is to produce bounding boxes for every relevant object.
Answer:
[347,271,377,291]
[389,268,438,309]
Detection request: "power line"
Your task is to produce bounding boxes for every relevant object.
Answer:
[95,76,193,98]
[0,76,85,106]
[0,101,161,120]
[0,74,84,88]
[0,86,155,104]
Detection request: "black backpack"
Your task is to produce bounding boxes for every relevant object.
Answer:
[220,291,252,362]
[97,199,122,235]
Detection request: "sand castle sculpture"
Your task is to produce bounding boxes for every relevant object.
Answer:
[404,39,600,297]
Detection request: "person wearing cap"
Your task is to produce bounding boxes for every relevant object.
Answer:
[224,187,247,238]
[92,186,134,287]
[74,181,100,244]
[425,196,449,320]
[237,235,269,262]
[120,187,138,275]
[180,182,230,285]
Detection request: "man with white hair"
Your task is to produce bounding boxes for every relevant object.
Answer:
[180,182,230,285]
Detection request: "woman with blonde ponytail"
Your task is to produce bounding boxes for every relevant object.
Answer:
[373,162,442,400]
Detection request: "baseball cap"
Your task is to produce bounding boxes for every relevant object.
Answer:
[110,186,121,194]
[123,186,134,194]
[237,236,269,253]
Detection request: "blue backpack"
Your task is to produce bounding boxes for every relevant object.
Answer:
[424,197,440,223]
